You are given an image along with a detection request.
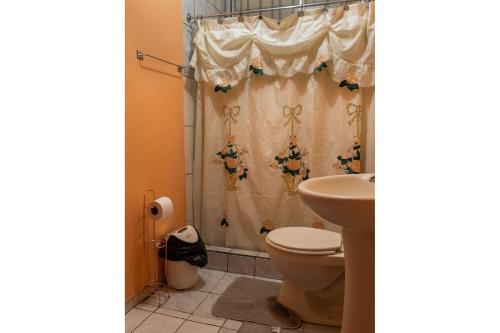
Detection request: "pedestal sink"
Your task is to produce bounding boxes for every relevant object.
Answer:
[298,174,375,333]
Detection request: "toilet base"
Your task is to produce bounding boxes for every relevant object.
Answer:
[277,279,343,327]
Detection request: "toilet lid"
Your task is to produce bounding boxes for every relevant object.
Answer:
[267,227,342,252]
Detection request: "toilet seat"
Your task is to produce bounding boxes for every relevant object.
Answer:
[266,227,342,255]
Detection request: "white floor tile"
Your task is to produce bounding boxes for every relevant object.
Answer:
[187,313,225,327]
[192,269,226,292]
[154,307,190,319]
[125,308,151,333]
[303,323,341,333]
[192,293,224,319]
[135,303,158,312]
[161,290,208,313]
[223,319,243,330]
[212,272,243,294]
[176,320,220,333]
[142,293,170,306]
[133,313,184,333]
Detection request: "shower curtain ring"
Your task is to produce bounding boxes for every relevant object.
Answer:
[217,15,223,24]
[258,11,263,20]
[298,1,304,17]
[321,2,328,14]
[343,1,350,11]
[238,12,244,22]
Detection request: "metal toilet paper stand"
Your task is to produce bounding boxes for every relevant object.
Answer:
[141,189,170,307]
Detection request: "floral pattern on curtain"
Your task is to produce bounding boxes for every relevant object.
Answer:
[213,106,249,191]
[270,105,311,194]
[193,74,366,250]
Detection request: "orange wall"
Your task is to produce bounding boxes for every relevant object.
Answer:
[125,0,185,301]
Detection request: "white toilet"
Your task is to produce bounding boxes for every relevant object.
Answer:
[266,227,345,327]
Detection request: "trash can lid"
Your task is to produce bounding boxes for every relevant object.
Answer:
[166,225,199,244]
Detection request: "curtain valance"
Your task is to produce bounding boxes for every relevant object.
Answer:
[190,3,374,91]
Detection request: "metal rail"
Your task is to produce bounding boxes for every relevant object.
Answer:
[136,50,194,79]
[186,0,370,22]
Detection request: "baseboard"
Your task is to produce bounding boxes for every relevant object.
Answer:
[125,292,148,314]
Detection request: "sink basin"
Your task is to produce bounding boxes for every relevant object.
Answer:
[298,174,375,333]
[298,174,374,231]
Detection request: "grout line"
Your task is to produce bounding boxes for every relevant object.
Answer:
[212,250,259,258]
[189,294,227,328]
[207,1,223,14]
[214,270,227,291]
[153,308,192,325]
[186,319,226,329]
[171,290,218,333]
[173,319,186,333]
[129,308,156,333]
[191,290,211,314]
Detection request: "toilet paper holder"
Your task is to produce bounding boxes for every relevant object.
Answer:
[141,189,170,307]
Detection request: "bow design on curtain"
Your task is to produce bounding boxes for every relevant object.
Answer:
[223,105,240,136]
[283,105,302,136]
[346,103,362,135]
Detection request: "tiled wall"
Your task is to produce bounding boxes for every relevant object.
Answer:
[205,246,283,280]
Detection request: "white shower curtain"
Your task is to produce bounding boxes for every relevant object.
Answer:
[191,3,374,251]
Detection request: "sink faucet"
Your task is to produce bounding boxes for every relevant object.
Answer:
[369,175,375,183]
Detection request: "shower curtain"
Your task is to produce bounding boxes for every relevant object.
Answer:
[190,3,374,251]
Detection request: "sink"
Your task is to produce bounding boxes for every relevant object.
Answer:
[298,174,374,231]
[298,174,375,333]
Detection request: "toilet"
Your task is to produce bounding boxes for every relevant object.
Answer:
[266,227,345,327]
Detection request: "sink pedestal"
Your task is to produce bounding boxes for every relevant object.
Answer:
[341,228,374,333]
[297,174,375,332]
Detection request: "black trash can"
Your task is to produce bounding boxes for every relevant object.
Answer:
[159,225,207,289]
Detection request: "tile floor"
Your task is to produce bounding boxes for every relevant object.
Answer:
[126,269,340,333]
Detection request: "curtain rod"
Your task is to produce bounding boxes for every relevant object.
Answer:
[186,0,370,23]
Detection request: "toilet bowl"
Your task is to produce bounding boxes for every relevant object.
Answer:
[266,227,345,327]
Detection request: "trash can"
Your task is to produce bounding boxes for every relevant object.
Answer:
[161,225,208,290]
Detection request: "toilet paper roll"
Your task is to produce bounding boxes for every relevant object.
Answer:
[147,196,173,220]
